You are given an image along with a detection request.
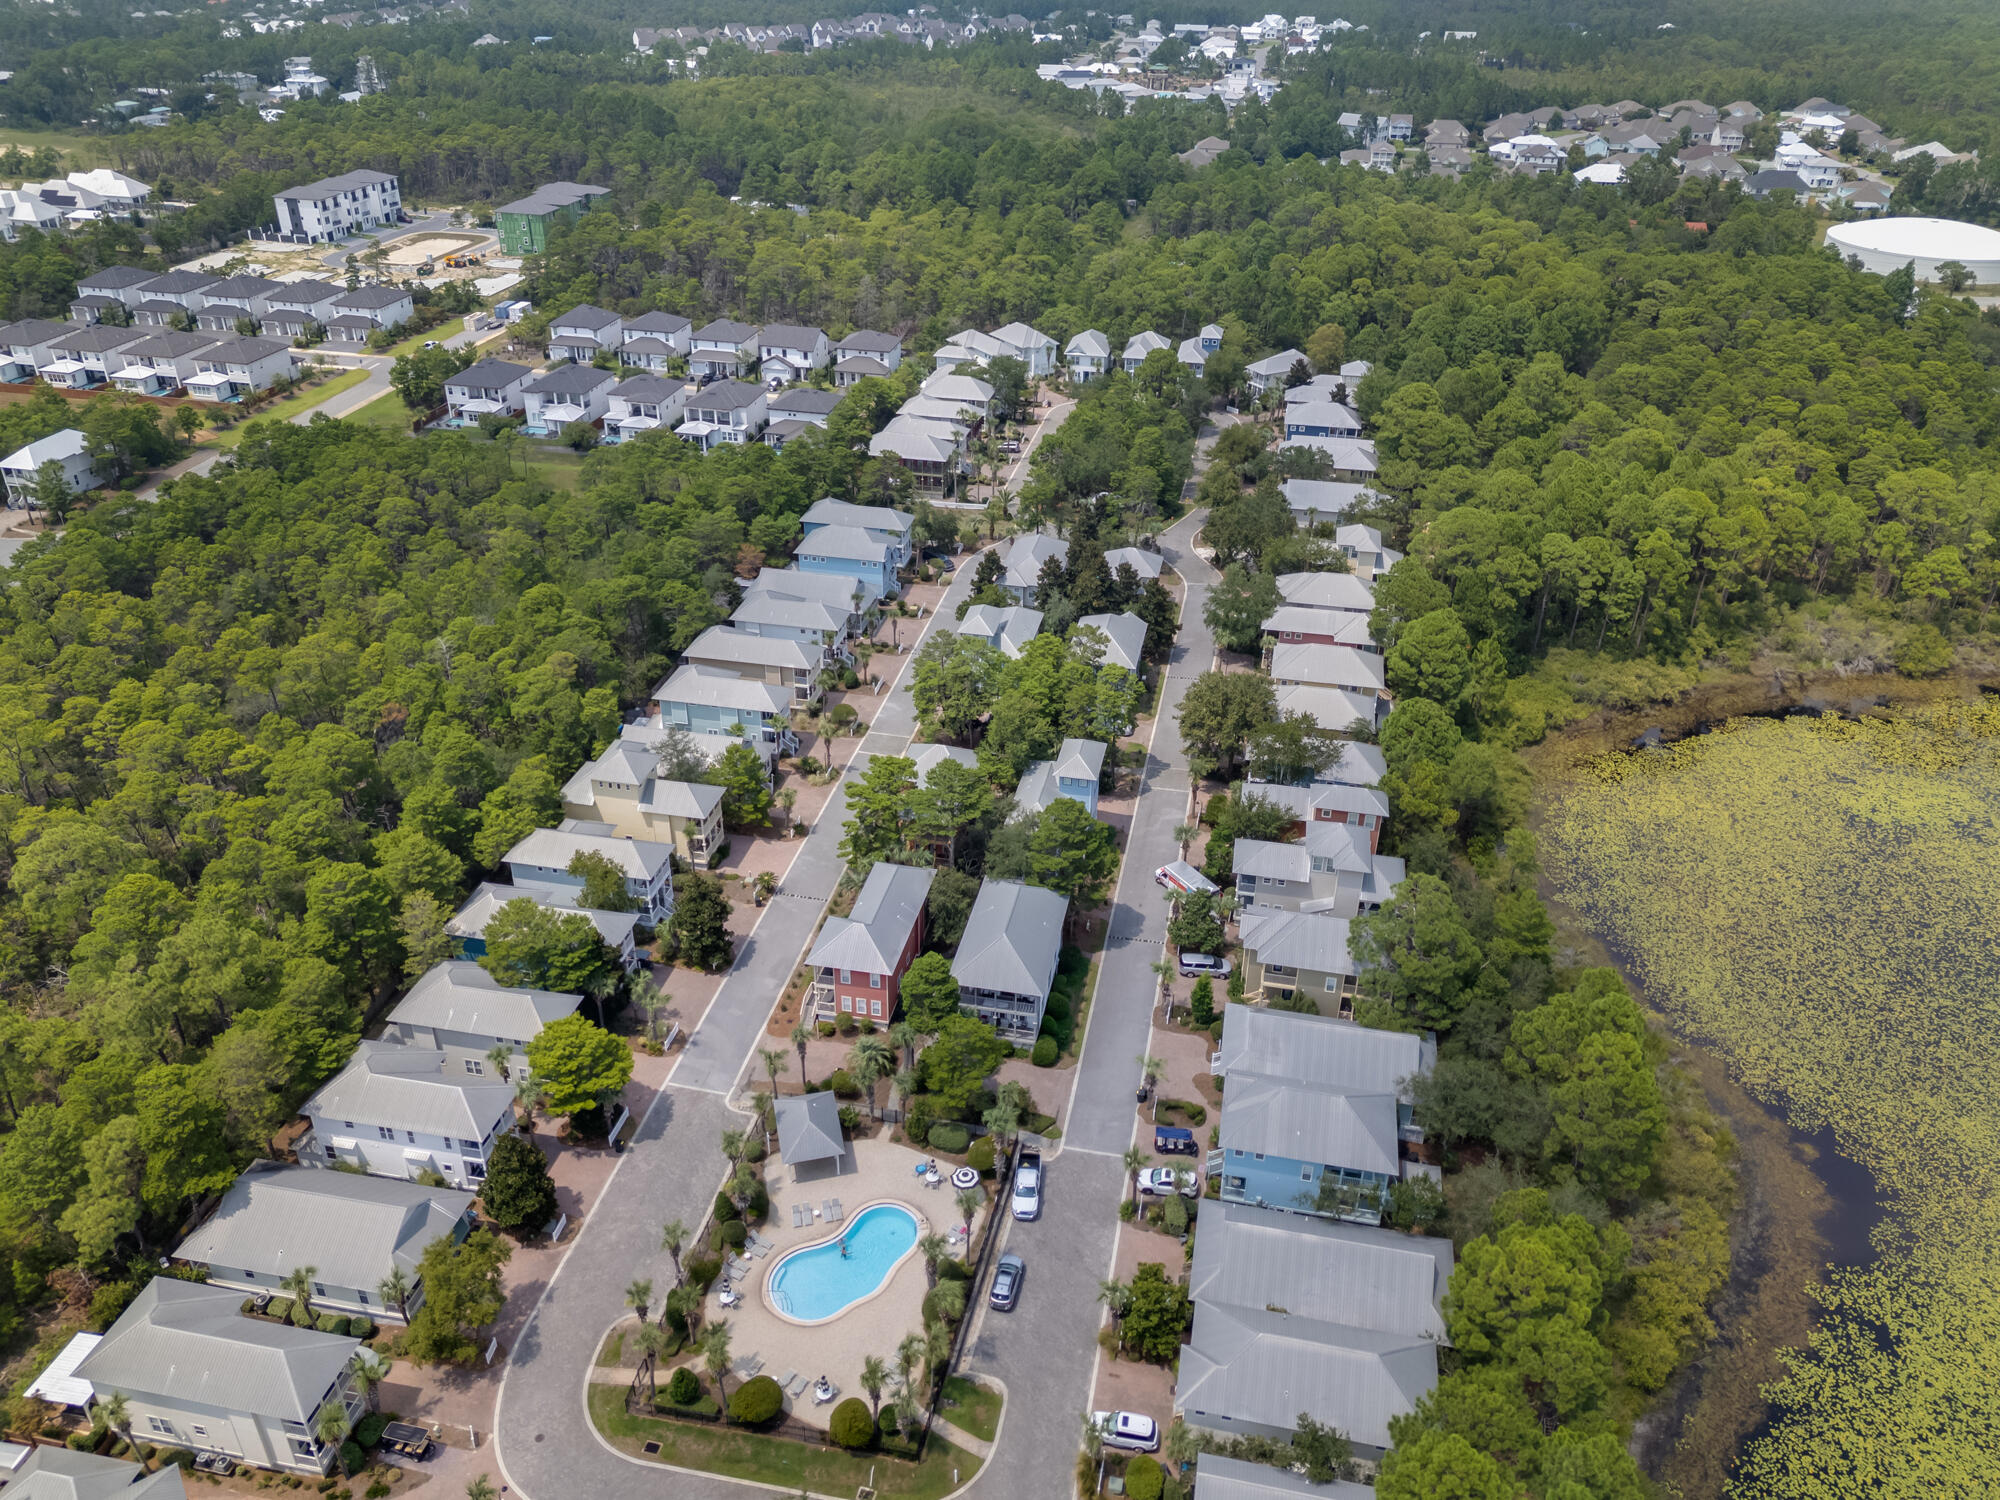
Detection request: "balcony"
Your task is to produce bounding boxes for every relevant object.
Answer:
[807,980,837,1021]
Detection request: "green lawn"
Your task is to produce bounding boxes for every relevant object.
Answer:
[378,318,466,359]
[204,368,373,448]
[589,1385,981,1499]
[0,129,117,168]
[345,390,417,433]
[938,1376,1002,1443]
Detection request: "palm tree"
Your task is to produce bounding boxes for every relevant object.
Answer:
[486,1043,512,1081]
[1098,1278,1133,1341]
[466,1477,499,1500]
[759,1047,789,1100]
[1172,822,1195,856]
[895,1332,924,1394]
[660,1219,687,1286]
[860,1355,889,1422]
[852,1051,885,1122]
[928,1278,966,1324]
[98,1391,131,1450]
[851,1035,893,1120]
[955,1187,982,1241]
[352,1349,389,1413]
[888,1021,921,1072]
[892,1069,919,1123]
[922,1319,953,1387]
[720,1127,745,1164]
[1163,1417,1201,1472]
[918,1231,949,1287]
[378,1267,412,1322]
[1137,1053,1164,1097]
[281,1265,318,1325]
[1122,1145,1149,1207]
[666,1283,703,1343]
[626,1278,653,1325]
[513,1070,542,1133]
[703,1321,733,1407]
[790,1021,811,1083]
[315,1401,350,1468]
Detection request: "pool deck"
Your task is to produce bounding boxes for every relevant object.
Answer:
[701,1134,990,1430]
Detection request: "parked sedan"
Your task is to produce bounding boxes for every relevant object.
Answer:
[1092,1410,1161,1452]
[1138,1167,1200,1198]
[988,1252,1025,1311]
[1178,952,1233,979]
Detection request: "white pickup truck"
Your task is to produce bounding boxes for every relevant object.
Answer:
[1010,1147,1043,1221]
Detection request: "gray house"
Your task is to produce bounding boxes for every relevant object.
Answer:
[1191,1455,1374,1500]
[300,1041,517,1188]
[951,878,1068,1043]
[5,1443,190,1498]
[384,959,582,1070]
[173,1162,475,1321]
[75,1280,364,1477]
[1074,611,1148,674]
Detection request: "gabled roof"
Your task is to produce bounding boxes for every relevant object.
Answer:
[957,603,1042,657]
[1067,328,1111,357]
[911,742,979,780]
[1190,1202,1450,1339]
[281,168,396,199]
[693,318,758,343]
[798,524,894,565]
[1053,736,1108,782]
[5,1445,190,1500]
[1074,611,1148,672]
[1103,546,1163,580]
[551,302,621,331]
[1122,329,1170,361]
[687,378,764,413]
[1216,1003,1431,1094]
[1276,571,1374,612]
[1270,642,1386,694]
[1247,348,1306,377]
[952,879,1066,999]
[774,1090,845,1165]
[771,387,843,417]
[834,328,901,353]
[808,861,934,975]
[1191,1454,1374,1500]
[654,663,791,718]
[387,959,580,1041]
[332,285,408,309]
[174,1161,474,1295]
[743,567,875,610]
[610,372,685,403]
[524,363,616,397]
[266,278,344,306]
[870,415,956,464]
[1001,531,1068,588]
[76,265,157,292]
[504,819,675,881]
[731,593,850,634]
[919,372,994,406]
[801,497,913,535]
[447,357,532,389]
[683,624,819,672]
[76,1279,359,1423]
[1220,1070,1402,1177]
[305,1040,518,1139]
[447,882,640,951]
[757,322,826,348]
[2,428,89,470]
[1261,606,1374,648]
[623,310,691,335]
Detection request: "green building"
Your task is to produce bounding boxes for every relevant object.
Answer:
[494,181,610,256]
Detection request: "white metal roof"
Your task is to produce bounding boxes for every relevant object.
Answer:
[24,1332,102,1407]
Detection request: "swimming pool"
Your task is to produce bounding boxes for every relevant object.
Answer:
[766,1203,921,1323]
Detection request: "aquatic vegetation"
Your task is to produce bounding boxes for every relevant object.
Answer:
[1542,701,2000,1498]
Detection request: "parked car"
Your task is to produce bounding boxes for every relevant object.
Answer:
[1155,860,1218,896]
[988,1251,1025,1310]
[1010,1147,1043,1221]
[1138,1167,1199,1198]
[1092,1410,1161,1453]
[1178,952,1233,979]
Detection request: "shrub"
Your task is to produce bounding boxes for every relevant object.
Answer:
[828,1397,875,1449]
[828,1069,860,1098]
[353,1414,388,1451]
[902,1097,938,1144]
[1124,1457,1165,1500]
[367,1483,391,1500]
[927,1123,971,1154]
[66,1431,96,1451]
[1031,1035,1058,1067]
[290,1300,316,1328]
[240,1297,259,1315]
[686,1254,722,1290]
[966,1135,996,1175]
[816,1020,838,1038]
[316,1313,345,1333]
[348,1317,374,1341]
[266,1297,294,1323]
[741,1136,767,1163]
[1188,977,1216,1027]
[837,1104,862,1133]
[165,1450,195,1470]
[728,1374,784,1425]
[665,1366,701,1405]
[713,1192,740,1222]
[718,1220,748,1248]
[339,1442,365,1475]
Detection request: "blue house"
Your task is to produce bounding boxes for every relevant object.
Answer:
[1208,1006,1434,1227]
[1013,737,1107,820]
[653,664,797,751]
[799,497,914,569]
[793,524,898,602]
[1283,401,1365,441]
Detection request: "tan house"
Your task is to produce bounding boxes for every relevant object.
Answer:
[559,738,725,864]
[1236,908,1362,1018]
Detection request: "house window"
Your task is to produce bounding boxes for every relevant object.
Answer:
[464,1161,486,1180]
[461,1139,481,1152]
[357,1291,369,1304]
[189,1424,208,1438]
[870,972,882,989]
[871,999,883,1018]
[314,1283,326,1297]
[839,995,850,1013]
[839,969,852,985]
[148,1418,174,1436]
[1324,978,1342,991]
[406,1131,417,1144]
[325,1145,338,1159]
[465,1059,484,1075]
[1253,1153,1265,1161]
[1301,1165,1313,1181]
[377,1126,395,1141]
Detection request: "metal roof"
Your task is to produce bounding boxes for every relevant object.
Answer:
[387,960,579,1042]
[951,878,1066,999]
[446,882,640,951]
[1236,908,1359,979]
[683,624,819,672]
[1066,329,1110,356]
[1103,546,1164,579]
[4,1446,191,1500]
[304,1040,518,1140]
[174,1162,473,1294]
[911,743,979,779]
[23,1332,102,1407]
[1188,1201,1451,1340]
[956,603,1042,657]
[730,594,849,634]
[1219,1071,1402,1176]
[1001,532,1068,588]
[504,822,674,881]
[1272,684,1381,735]
[775,1090,845,1164]
[1269,643,1386,694]
[654,663,790,718]
[1075,612,1147,673]
[1053,737,1107,782]
[801,497,913,534]
[1217,1000,1430,1092]
[1233,837,1309,884]
[808,861,934,975]
[76,1279,359,1424]
[798,524,895,564]
[1192,1454,1374,1500]
[742,567,873,609]
[834,329,900,353]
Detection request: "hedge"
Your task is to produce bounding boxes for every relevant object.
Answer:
[339,1441,366,1475]
[728,1375,784,1425]
[666,1366,701,1405]
[316,1313,345,1333]
[713,1191,740,1222]
[1124,1457,1165,1500]
[828,1397,875,1449]
[966,1135,996,1175]
[353,1414,388,1450]
[718,1220,748,1248]
[1031,1035,1058,1067]
[828,1069,859,1098]
[349,1317,374,1340]
[686,1254,722,1290]
[265,1297,294,1322]
[927,1123,971,1154]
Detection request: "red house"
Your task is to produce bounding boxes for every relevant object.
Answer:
[806,862,935,1023]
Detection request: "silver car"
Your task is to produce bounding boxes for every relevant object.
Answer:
[988,1252,1024,1311]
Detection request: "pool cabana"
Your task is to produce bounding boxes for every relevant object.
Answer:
[775,1090,852,1182]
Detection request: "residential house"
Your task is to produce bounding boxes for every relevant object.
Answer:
[1261,605,1376,651]
[501,820,677,924]
[1277,478,1371,528]
[0,186,67,240]
[919,371,995,422]
[0,318,72,381]
[1383,112,1414,140]
[494,181,609,256]
[1189,1455,1374,1500]
[1280,434,1377,480]
[1243,775,1392,851]
[129,271,219,327]
[755,323,830,384]
[385,960,582,1069]
[956,603,1043,657]
[867,415,961,491]
[1075,611,1149,673]
[1283,401,1364,441]
[300,1041,515,1188]
[619,311,692,369]
[689,319,760,380]
[1269,642,1387,699]
[109,331,222,395]
[1334,524,1402,578]
[681,624,825,709]
[446,882,641,969]
[1014,736,1108,819]
[520,364,616,435]
[805,861,935,1022]
[173,1163,475,1322]
[1424,118,1470,147]
[898,394,980,442]
[1245,349,1306,395]
[1176,336,1209,378]
[1207,995,1432,1228]
[547,303,622,363]
[800,497,915,568]
[831,329,903,385]
[1177,135,1231,168]
[950,879,1069,1042]
[679,379,768,449]
[1,429,95,503]
[191,275,285,333]
[732,571,869,652]
[985,321,1060,377]
[559,734,726,861]
[442,358,534,425]
[998,532,1069,603]
[1232,905,1362,1017]
[1276,570,1374,614]
[69,264,160,320]
[603,373,689,443]
[651,664,796,753]
[1232,822,1405,918]
[75,1280,365,1476]
[1121,329,1171,373]
[260,280,345,339]
[1178,1200,1451,1460]
[1103,545,1164,581]
[37,324,147,388]
[1744,167,1811,198]
[183,337,295,401]
[325,285,414,335]
[272,168,401,242]
[3,1447,188,1498]
[762,388,841,440]
[1066,329,1111,381]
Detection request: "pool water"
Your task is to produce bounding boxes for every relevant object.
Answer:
[766,1204,921,1322]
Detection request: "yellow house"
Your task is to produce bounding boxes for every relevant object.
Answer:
[561,738,725,865]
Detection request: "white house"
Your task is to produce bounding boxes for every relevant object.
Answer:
[521,364,616,435]
[832,329,903,385]
[680,378,768,449]
[690,318,760,381]
[443,358,535,425]
[260,279,345,339]
[500,820,677,924]
[328,284,414,332]
[301,1041,516,1188]
[1074,611,1149,673]
[1066,329,1111,381]
[109,331,223,396]
[620,310,692,369]
[604,372,690,443]
[1122,329,1171,372]
[1246,348,1307,395]
[272,168,401,243]
[183,336,295,400]
[756,323,830,384]
[36,324,147,388]
[956,603,1043,657]
[1,428,95,503]
[547,303,622,363]
[386,959,582,1066]
[194,275,287,332]
[998,531,1069,603]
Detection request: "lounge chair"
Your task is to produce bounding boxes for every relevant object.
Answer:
[748,1240,771,1259]
[830,1199,844,1222]
[786,1371,811,1397]
[792,1203,806,1228]
[736,1354,763,1378]
[823,1199,835,1220]
[780,1370,800,1397]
